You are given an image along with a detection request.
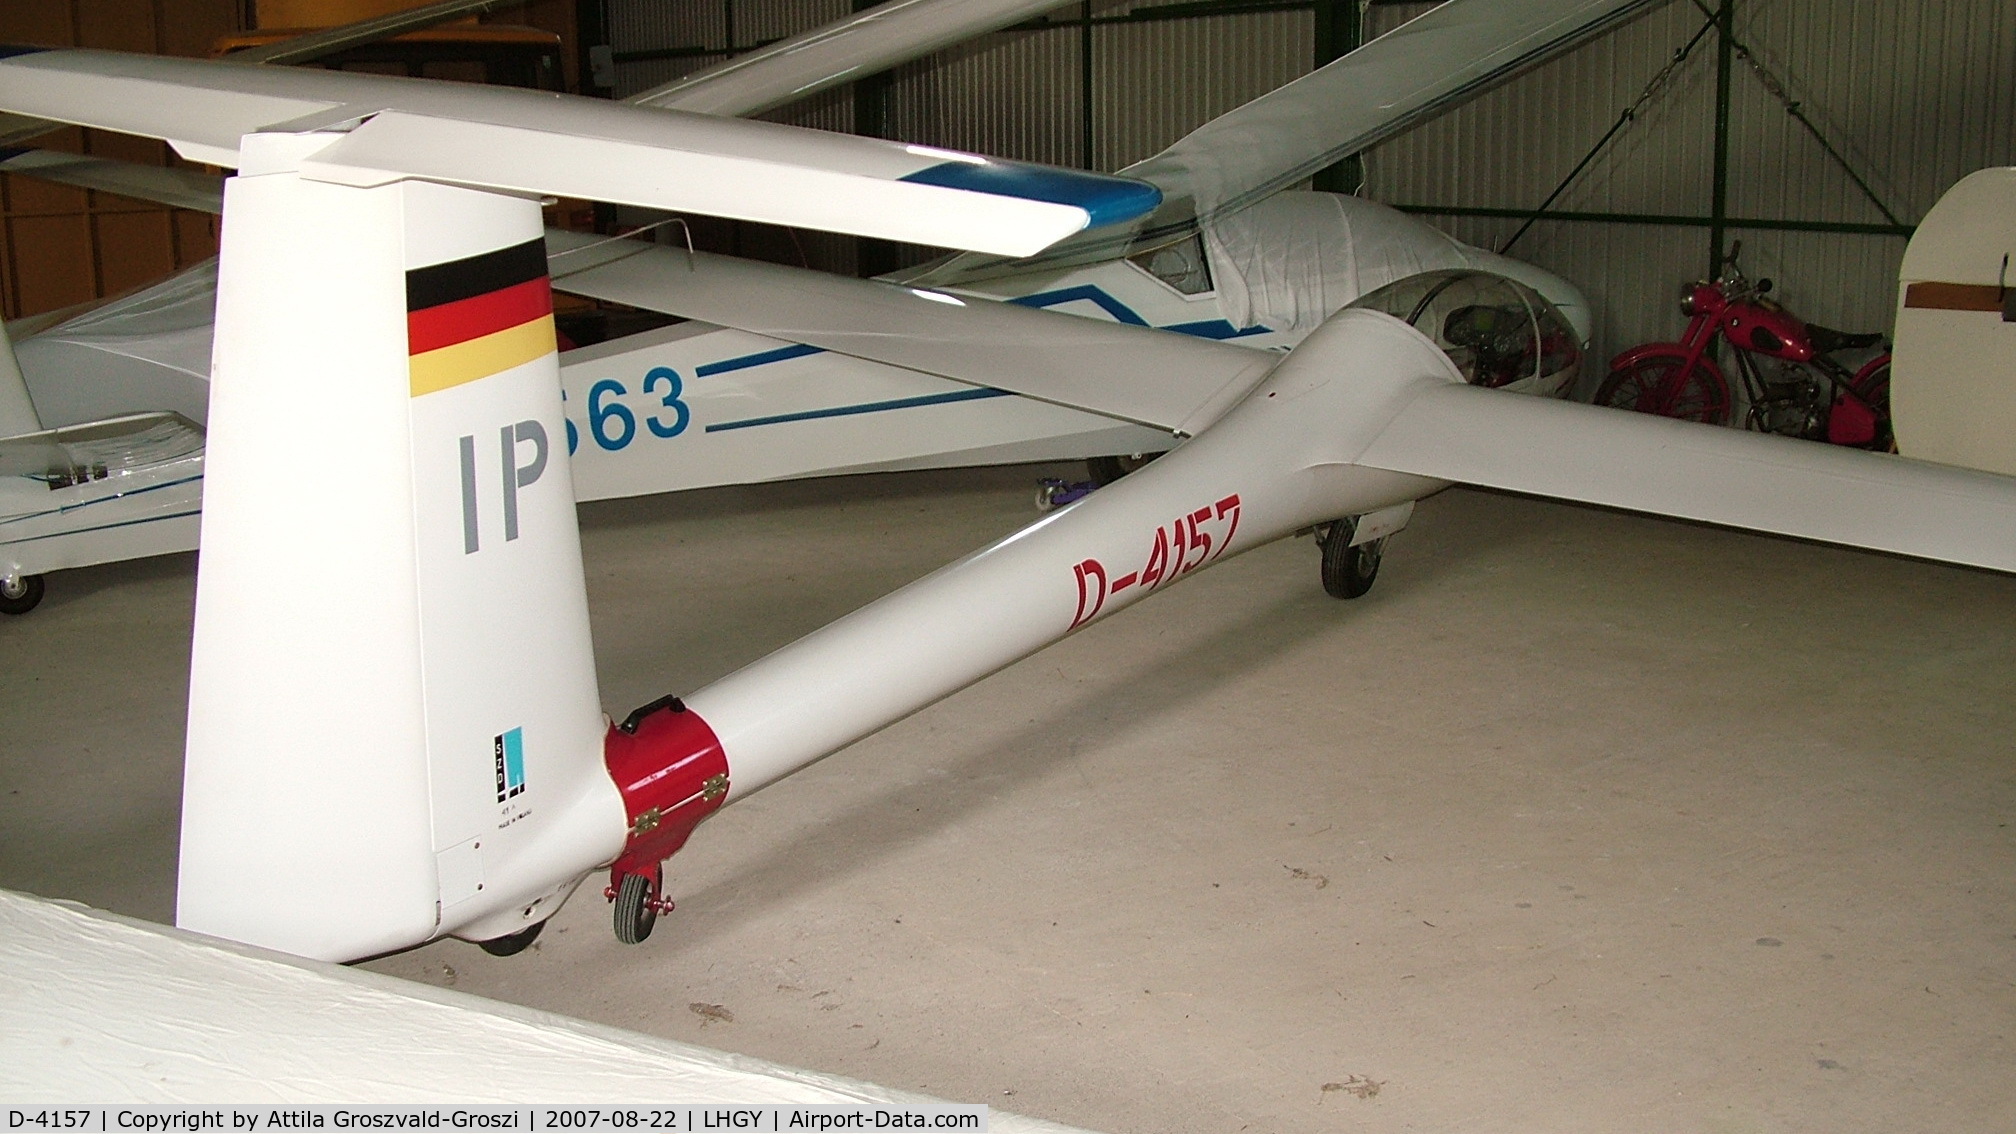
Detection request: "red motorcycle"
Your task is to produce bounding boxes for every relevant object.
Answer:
[1595,244,1892,448]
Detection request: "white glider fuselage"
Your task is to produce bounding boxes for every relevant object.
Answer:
[685,309,1458,798]
[554,256,1253,503]
[0,192,1592,582]
[12,2,2016,972]
[157,165,1586,959]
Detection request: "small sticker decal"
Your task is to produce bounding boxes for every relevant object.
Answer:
[494,727,526,802]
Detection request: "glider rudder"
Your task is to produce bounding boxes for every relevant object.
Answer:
[178,134,624,961]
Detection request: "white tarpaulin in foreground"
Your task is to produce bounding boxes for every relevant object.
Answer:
[0,889,1094,1128]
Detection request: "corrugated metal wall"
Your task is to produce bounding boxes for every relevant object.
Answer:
[606,0,1316,272]
[607,0,2016,366]
[0,0,2004,345]
[885,26,1086,170]
[1363,0,2016,359]
[1091,9,1310,172]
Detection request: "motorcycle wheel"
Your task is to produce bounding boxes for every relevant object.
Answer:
[1594,353,1732,426]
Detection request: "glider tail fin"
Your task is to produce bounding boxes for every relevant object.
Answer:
[176,135,624,961]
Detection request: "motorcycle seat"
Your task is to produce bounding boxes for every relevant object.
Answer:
[1805,322,1885,354]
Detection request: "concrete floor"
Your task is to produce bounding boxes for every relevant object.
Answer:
[3,466,2013,1132]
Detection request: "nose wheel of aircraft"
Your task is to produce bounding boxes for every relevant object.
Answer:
[0,574,43,615]
[1319,518,1383,599]
[477,919,547,956]
[609,865,674,944]
[0,573,42,617]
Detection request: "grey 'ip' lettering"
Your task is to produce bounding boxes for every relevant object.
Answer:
[500,420,548,542]
[459,434,480,554]
[459,420,548,554]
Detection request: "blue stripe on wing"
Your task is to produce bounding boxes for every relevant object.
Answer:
[695,342,825,377]
[899,161,1161,230]
[704,388,1009,433]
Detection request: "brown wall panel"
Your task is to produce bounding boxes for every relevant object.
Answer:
[0,8,80,46]
[95,210,179,296]
[1,1,582,321]
[86,132,171,168]
[5,169,90,217]
[0,0,246,320]
[159,1,241,57]
[76,0,161,53]
[173,210,220,264]
[10,215,98,315]
[512,0,579,91]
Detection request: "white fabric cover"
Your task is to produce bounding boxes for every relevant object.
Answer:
[0,889,1094,1129]
[1203,193,1596,345]
[11,260,217,428]
[1203,193,1475,337]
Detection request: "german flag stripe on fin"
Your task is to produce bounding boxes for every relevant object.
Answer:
[407,238,555,397]
[408,238,547,311]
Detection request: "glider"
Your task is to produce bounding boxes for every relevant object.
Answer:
[9,0,2011,966]
[0,0,1604,608]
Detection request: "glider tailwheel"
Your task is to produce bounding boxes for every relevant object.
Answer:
[1319,518,1383,600]
[0,574,43,616]
[477,918,547,957]
[609,864,671,945]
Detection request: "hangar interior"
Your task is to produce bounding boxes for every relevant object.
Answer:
[1,1,2014,1130]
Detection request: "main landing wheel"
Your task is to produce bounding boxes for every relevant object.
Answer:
[613,871,659,945]
[1319,519,1383,600]
[0,574,43,616]
[477,919,546,957]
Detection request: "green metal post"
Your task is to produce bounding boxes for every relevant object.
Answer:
[855,0,900,276]
[1709,0,1732,276]
[1081,1,1095,170]
[576,0,617,233]
[1311,0,1363,194]
[852,0,892,142]
[575,0,611,96]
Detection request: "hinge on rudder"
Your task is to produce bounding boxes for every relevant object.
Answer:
[601,694,729,943]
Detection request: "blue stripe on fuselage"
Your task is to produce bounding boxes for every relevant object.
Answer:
[0,474,206,530]
[1007,285,1270,340]
[1007,285,1149,325]
[1162,318,1272,341]
[672,284,1264,432]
